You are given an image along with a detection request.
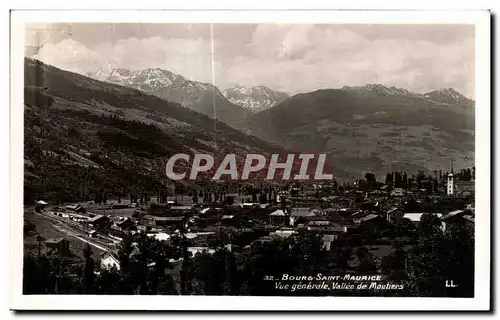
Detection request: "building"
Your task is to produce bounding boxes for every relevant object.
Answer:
[270,228,296,239]
[141,215,184,228]
[44,238,70,255]
[390,188,405,197]
[65,204,85,213]
[111,204,129,209]
[35,200,47,209]
[447,173,454,195]
[403,213,444,230]
[100,252,120,270]
[289,208,316,226]
[168,205,194,213]
[107,228,128,242]
[354,214,385,226]
[239,202,260,209]
[220,215,239,226]
[141,214,156,227]
[115,217,134,231]
[269,209,288,226]
[440,210,468,231]
[454,180,475,197]
[224,243,241,253]
[147,232,170,241]
[188,247,216,257]
[322,234,336,251]
[88,215,112,229]
[462,215,475,227]
[386,207,403,223]
[307,219,330,229]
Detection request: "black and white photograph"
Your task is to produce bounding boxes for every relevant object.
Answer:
[9,10,491,311]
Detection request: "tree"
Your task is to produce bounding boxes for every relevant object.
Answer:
[223,196,234,205]
[95,267,121,294]
[419,213,442,235]
[354,247,377,275]
[380,241,414,296]
[365,172,377,185]
[402,172,408,189]
[408,221,474,297]
[83,243,96,293]
[394,172,402,188]
[442,223,474,297]
[36,234,45,256]
[358,223,377,248]
[23,254,53,294]
[259,192,268,204]
[385,173,393,185]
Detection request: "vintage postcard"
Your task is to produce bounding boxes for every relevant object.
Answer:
[10,10,491,311]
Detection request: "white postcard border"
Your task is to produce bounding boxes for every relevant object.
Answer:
[10,9,491,311]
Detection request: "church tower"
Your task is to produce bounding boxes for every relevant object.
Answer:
[447,173,454,195]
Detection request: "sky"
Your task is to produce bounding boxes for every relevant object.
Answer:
[25,23,475,98]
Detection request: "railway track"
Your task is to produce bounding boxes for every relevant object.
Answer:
[35,210,118,252]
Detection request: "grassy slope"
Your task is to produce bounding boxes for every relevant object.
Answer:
[23,59,297,202]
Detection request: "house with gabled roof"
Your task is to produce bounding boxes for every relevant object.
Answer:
[88,214,112,229]
[440,209,470,231]
[289,207,316,226]
[386,207,403,223]
[100,251,120,271]
[269,209,288,226]
[354,214,385,226]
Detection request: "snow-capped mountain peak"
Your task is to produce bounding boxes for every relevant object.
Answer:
[84,67,246,124]
[424,88,467,102]
[423,88,473,105]
[223,85,289,113]
[341,84,472,106]
[341,84,421,97]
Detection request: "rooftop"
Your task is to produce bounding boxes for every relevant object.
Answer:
[387,207,400,214]
[291,208,316,217]
[170,206,193,210]
[322,234,336,242]
[45,237,65,244]
[463,215,475,223]
[403,212,443,222]
[355,214,380,223]
[440,210,465,220]
[155,216,184,221]
[269,209,286,216]
[88,214,107,223]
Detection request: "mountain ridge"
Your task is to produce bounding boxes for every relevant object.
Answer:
[24,58,309,202]
[339,83,474,106]
[86,67,249,124]
[340,83,473,105]
[235,85,475,178]
[223,85,289,113]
